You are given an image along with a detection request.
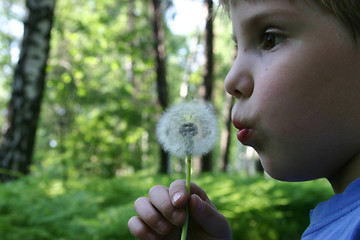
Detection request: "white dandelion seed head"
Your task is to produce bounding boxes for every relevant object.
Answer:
[156,101,218,158]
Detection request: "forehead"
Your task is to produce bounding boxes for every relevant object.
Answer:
[229,0,323,22]
[230,0,304,21]
[230,0,297,4]
[229,0,319,12]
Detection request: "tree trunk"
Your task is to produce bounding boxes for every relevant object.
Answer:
[0,0,56,182]
[201,0,214,102]
[151,0,169,174]
[220,93,233,172]
[200,0,214,172]
[127,0,135,84]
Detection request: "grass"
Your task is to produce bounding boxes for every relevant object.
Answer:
[0,172,333,240]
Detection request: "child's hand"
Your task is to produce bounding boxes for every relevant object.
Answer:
[128,179,232,240]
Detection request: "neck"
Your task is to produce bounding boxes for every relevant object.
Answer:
[328,153,360,194]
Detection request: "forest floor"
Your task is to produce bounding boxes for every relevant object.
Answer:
[0,172,332,240]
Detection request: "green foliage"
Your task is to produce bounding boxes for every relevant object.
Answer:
[33,0,196,177]
[1,0,236,177]
[0,173,148,240]
[35,0,164,177]
[0,173,333,240]
[202,175,333,240]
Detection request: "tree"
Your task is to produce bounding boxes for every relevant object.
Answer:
[0,0,56,182]
[200,0,214,172]
[220,93,233,172]
[151,0,170,174]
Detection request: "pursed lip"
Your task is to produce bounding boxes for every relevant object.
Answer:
[232,119,247,131]
[232,118,253,145]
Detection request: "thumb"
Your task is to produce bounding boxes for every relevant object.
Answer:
[189,194,232,238]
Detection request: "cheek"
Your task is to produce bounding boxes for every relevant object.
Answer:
[253,66,317,139]
[253,45,355,139]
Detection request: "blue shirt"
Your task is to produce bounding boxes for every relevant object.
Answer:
[302,178,360,239]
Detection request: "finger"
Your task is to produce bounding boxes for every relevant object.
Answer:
[169,179,188,208]
[128,216,160,240]
[189,194,232,238]
[149,185,186,226]
[163,226,182,240]
[188,181,216,208]
[169,180,215,209]
[134,197,172,235]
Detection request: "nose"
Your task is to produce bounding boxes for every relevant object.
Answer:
[224,54,254,99]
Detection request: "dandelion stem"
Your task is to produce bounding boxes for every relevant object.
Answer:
[181,155,191,240]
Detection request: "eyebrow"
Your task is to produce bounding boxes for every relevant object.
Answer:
[241,8,299,29]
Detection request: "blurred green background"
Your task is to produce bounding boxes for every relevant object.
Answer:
[0,173,332,240]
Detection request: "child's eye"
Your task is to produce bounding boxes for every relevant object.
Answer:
[260,31,285,51]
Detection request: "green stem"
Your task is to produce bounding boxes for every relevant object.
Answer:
[181,155,191,240]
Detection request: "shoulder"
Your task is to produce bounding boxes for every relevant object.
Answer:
[302,179,360,239]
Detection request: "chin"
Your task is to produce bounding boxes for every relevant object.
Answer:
[260,156,319,182]
[264,169,315,182]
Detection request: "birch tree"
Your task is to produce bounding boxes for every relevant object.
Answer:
[0,0,56,182]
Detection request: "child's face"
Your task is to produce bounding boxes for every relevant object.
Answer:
[226,0,360,181]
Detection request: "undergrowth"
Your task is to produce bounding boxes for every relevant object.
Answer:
[0,172,332,240]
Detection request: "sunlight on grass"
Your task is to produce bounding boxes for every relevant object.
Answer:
[0,173,332,240]
[46,180,66,196]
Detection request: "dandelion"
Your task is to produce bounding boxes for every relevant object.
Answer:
[156,101,218,240]
[156,101,218,158]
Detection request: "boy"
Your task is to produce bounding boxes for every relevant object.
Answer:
[128,0,360,239]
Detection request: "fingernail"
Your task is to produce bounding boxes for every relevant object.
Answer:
[172,192,183,205]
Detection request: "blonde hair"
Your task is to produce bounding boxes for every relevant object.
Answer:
[219,0,360,40]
